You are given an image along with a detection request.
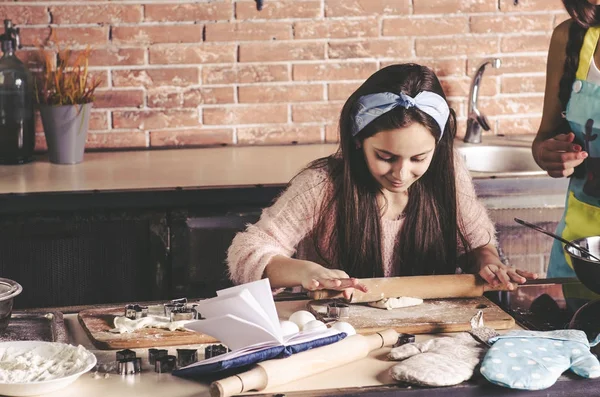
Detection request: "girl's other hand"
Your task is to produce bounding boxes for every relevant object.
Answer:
[301,261,368,300]
[536,133,588,178]
[478,262,538,291]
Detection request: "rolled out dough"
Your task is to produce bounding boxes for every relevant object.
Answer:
[368,297,423,310]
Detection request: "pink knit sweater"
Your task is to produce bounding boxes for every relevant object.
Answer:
[227,154,496,285]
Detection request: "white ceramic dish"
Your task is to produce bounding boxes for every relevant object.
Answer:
[0,341,96,396]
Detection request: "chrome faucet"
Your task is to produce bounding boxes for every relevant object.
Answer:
[464,58,501,144]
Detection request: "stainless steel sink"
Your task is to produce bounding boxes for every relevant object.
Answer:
[457,145,543,175]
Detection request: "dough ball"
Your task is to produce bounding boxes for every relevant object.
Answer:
[279,320,300,336]
[289,310,316,328]
[331,321,356,336]
[302,320,327,332]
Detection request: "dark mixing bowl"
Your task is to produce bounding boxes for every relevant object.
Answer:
[565,236,600,295]
[0,277,22,332]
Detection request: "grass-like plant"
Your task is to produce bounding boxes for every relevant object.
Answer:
[34,46,102,106]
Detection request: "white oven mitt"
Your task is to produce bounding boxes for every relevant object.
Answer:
[388,332,488,386]
[481,330,600,390]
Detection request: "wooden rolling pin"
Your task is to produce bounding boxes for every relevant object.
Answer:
[210,329,399,397]
[308,274,510,303]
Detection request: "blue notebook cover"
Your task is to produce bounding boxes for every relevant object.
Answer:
[172,331,346,377]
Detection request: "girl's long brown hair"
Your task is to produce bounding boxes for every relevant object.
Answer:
[305,64,472,278]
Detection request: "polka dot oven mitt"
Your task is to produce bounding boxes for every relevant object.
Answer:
[481,330,600,390]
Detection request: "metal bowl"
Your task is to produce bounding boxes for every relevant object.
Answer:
[565,236,600,295]
[0,278,22,333]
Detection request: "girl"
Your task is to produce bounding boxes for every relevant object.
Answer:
[228,63,537,298]
[532,0,600,278]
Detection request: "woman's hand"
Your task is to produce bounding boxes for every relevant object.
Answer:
[300,261,368,300]
[535,132,587,178]
[478,262,538,290]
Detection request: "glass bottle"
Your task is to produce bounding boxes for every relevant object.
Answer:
[0,19,35,164]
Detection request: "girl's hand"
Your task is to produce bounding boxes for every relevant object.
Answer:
[300,261,368,300]
[478,262,538,290]
[536,133,587,178]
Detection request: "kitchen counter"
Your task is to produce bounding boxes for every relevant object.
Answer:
[36,289,600,397]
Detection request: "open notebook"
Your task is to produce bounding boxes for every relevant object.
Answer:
[175,279,345,376]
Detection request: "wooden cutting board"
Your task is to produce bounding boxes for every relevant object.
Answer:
[78,306,218,350]
[307,296,514,334]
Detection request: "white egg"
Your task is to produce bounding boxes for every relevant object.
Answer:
[331,321,356,336]
[302,320,327,332]
[279,320,300,336]
[288,310,316,328]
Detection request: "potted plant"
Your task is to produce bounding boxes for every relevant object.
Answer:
[34,46,101,164]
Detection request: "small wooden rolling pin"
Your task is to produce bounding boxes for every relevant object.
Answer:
[210,329,399,397]
[308,274,510,303]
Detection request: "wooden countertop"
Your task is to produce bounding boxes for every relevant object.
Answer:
[0,144,338,195]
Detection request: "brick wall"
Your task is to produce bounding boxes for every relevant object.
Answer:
[3,0,568,151]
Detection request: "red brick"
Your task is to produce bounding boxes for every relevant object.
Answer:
[150,128,234,147]
[238,84,323,103]
[467,55,547,75]
[497,116,542,135]
[50,5,142,24]
[203,64,289,84]
[0,6,48,24]
[113,110,199,130]
[294,19,379,39]
[328,82,361,101]
[89,71,109,89]
[554,13,571,28]
[147,91,182,108]
[500,0,564,12]
[440,76,497,98]
[150,44,236,64]
[236,1,321,20]
[183,87,236,107]
[17,50,45,70]
[112,68,199,88]
[417,37,499,57]
[501,75,546,94]
[34,134,47,152]
[89,111,109,130]
[52,27,109,46]
[478,96,543,117]
[325,0,410,17]
[237,125,322,145]
[145,3,231,22]
[292,102,342,123]
[94,90,144,108]
[501,34,552,53]
[75,48,145,67]
[325,124,339,143]
[470,15,553,34]
[414,0,496,14]
[380,59,466,77]
[113,25,203,45]
[383,17,468,36]
[205,22,291,41]
[239,42,324,62]
[293,62,377,81]
[86,132,147,149]
[19,27,51,47]
[328,40,412,59]
[203,105,288,125]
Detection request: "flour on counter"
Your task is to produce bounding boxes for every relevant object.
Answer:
[368,297,423,310]
[109,316,192,334]
[0,343,95,383]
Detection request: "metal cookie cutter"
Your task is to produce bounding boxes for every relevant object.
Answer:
[176,349,198,368]
[148,348,168,365]
[163,298,187,317]
[154,355,176,373]
[117,357,142,375]
[204,344,229,359]
[326,301,350,319]
[170,307,195,322]
[124,304,148,320]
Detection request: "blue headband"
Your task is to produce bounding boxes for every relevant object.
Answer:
[351,91,450,139]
